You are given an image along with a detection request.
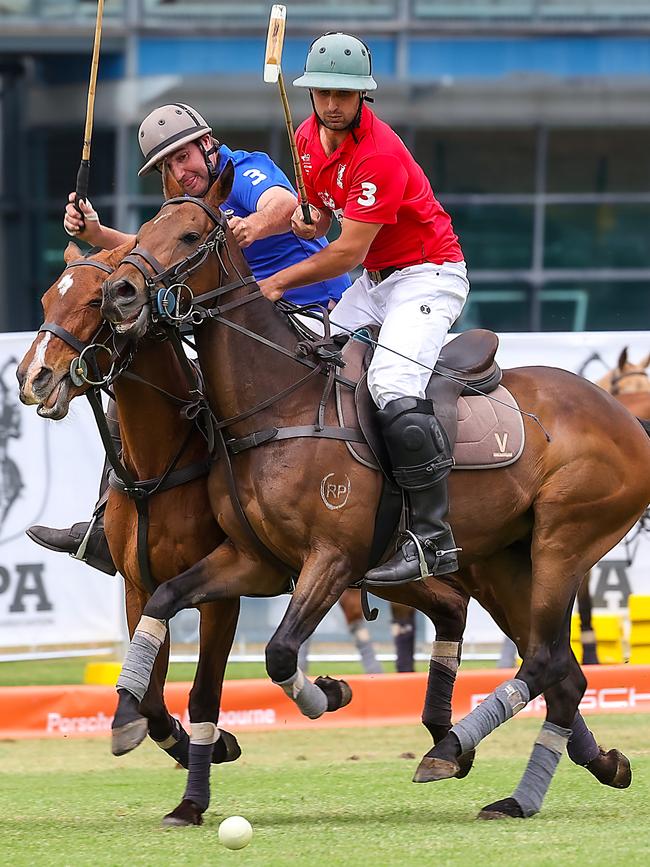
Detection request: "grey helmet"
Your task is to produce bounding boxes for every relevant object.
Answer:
[138,103,212,176]
[293,33,377,91]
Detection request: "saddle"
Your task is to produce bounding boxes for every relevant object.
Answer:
[336,328,525,479]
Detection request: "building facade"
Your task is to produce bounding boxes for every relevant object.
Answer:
[1,1,650,332]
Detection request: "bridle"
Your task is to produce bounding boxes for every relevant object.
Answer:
[609,368,650,396]
[39,257,130,389]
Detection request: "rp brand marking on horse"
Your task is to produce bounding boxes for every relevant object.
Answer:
[493,431,513,458]
[320,473,351,510]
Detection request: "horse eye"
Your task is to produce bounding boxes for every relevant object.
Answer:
[181,232,200,245]
[88,298,102,308]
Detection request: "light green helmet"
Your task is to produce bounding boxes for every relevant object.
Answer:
[293,33,377,92]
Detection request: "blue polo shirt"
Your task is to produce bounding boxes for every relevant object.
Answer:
[217,144,351,306]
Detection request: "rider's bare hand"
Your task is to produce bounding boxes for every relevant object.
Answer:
[290,205,320,241]
[258,276,285,302]
[227,215,256,248]
[63,192,101,244]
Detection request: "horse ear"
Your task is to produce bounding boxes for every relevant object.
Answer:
[105,239,135,269]
[162,164,183,200]
[617,347,629,370]
[642,352,650,371]
[205,159,235,209]
[64,241,82,264]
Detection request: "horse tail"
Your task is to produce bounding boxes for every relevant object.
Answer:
[638,418,650,438]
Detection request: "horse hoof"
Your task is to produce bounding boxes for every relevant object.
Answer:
[455,749,476,779]
[161,799,204,828]
[477,797,525,820]
[314,676,353,712]
[412,755,460,783]
[212,729,242,765]
[586,748,632,789]
[112,717,149,757]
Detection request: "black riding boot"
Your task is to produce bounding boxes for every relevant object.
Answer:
[364,397,459,587]
[26,400,119,576]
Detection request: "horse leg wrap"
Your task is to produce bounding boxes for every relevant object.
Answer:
[297,638,311,675]
[511,721,571,817]
[275,668,327,719]
[183,722,220,813]
[350,619,383,674]
[153,716,190,769]
[392,616,416,673]
[451,678,530,754]
[423,641,460,732]
[116,617,167,703]
[567,711,600,766]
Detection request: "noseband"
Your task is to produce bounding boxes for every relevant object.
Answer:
[119,196,236,324]
[39,257,126,388]
[610,369,650,396]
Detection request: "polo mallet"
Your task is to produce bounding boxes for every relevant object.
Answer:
[263,4,312,225]
[75,0,105,219]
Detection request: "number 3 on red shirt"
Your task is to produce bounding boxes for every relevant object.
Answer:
[357,182,377,207]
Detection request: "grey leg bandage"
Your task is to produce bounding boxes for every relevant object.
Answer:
[512,721,571,817]
[275,668,328,719]
[297,639,311,674]
[567,711,600,766]
[451,678,530,754]
[184,722,220,812]
[116,616,167,702]
[350,620,383,674]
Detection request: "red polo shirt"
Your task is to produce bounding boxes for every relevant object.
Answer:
[295,107,463,271]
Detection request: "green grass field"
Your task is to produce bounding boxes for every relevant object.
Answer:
[1,715,648,866]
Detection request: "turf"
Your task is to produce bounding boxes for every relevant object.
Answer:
[0,714,648,866]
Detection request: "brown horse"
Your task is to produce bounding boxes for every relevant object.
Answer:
[16,242,241,827]
[597,346,650,420]
[101,163,646,819]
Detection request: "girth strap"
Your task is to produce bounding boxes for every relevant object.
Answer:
[107,459,211,496]
[227,425,366,455]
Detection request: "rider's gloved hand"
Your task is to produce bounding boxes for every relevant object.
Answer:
[63,192,101,244]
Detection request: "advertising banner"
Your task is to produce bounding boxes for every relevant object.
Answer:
[0,333,124,652]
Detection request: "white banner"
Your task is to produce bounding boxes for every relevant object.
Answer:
[463,331,650,645]
[0,333,123,651]
[1,330,648,651]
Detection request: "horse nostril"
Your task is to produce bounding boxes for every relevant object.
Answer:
[32,367,53,393]
[114,279,137,304]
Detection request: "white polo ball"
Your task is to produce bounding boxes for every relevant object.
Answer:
[218,815,253,850]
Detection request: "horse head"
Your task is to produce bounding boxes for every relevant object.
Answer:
[17,241,130,419]
[102,160,236,340]
[597,347,650,396]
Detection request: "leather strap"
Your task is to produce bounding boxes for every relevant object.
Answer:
[226,424,366,455]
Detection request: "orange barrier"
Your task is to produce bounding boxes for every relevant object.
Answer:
[1,665,649,740]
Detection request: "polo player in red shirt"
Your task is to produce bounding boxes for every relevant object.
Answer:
[259,32,470,587]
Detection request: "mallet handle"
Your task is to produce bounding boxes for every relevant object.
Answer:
[76,0,104,209]
[277,70,312,225]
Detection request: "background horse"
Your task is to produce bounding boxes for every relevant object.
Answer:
[17,242,241,827]
[101,163,644,819]
[597,346,650,420]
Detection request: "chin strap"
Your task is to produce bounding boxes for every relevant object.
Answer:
[199,136,221,188]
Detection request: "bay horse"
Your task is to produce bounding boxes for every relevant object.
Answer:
[16,242,242,827]
[597,346,650,421]
[101,162,646,820]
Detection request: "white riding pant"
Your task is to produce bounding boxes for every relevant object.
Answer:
[329,262,469,409]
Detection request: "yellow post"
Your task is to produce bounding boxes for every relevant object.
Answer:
[570,613,583,664]
[592,612,624,664]
[629,595,650,664]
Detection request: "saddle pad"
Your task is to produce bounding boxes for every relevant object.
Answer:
[454,386,524,469]
[340,384,525,471]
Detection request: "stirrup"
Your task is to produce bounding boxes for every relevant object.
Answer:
[403,531,462,579]
[71,514,99,562]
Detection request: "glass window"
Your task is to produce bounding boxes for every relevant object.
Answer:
[456,284,532,332]
[547,129,650,193]
[40,128,115,200]
[543,282,650,331]
[414,130,536,194]
[450,204,534,269]
[545,204,650,268]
